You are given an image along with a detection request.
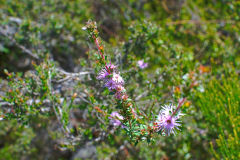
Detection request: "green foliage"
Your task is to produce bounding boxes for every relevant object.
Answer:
[3,59,54,122]
[196,72,240,159]
[0,0,240,159]
[0,120,35,160]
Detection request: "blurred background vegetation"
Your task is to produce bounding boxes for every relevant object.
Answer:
[0,0,239,159]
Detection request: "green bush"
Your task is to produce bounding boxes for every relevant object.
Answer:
[196,71,240,159]
[0,0,240,159]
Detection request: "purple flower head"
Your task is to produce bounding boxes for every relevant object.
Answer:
[114,92,122,99]
[157,115,180,136]
[97,68,110,80]
[105,79,117,91]
[109,112,123,127]
[156,104,184,136]
[114,91,125,100]
[114,85,126,99]
[160,105,173,116]
[112,73,124,84]
[137,60,148,69]
[106,63,116,71]
[116,85,125,93]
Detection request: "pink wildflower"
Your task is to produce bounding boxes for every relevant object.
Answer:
[156,104,183,136]
[121,94,128,100]
[109,112,123,127]
[106,63,116,71]
[97,68,110,80]
[105,79,116,91]
[115,85,126,100]
[137,60,148,69]
[115,85,125,92]
[115,91,127,100]
[112,73,124,84]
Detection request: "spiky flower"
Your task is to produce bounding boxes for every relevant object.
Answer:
[156,104,184,136]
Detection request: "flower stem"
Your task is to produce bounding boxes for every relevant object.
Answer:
[92,35,110,73]
[171,98,186,117]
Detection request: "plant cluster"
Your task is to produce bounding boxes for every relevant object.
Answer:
[84,20,188,144]
[0,0,240,159]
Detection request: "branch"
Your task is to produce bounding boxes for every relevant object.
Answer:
[166,19,237,25]
[0,26,40,60]
[54,68,94,83]
[56,68,93,77]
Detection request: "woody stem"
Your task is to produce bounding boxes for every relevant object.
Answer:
[171,98,186,117]
[93,35,110,73]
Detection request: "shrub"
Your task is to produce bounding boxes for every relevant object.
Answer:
[196,71,240,159]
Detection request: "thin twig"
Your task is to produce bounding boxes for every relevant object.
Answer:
[0,101,12,106]
[171,98,186,117]
[48,68,70,134]
[53,68,93,83]
[135,90,148,101]
[166,20,237,25]
[56,68,93,77]
[0,26,40,60]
